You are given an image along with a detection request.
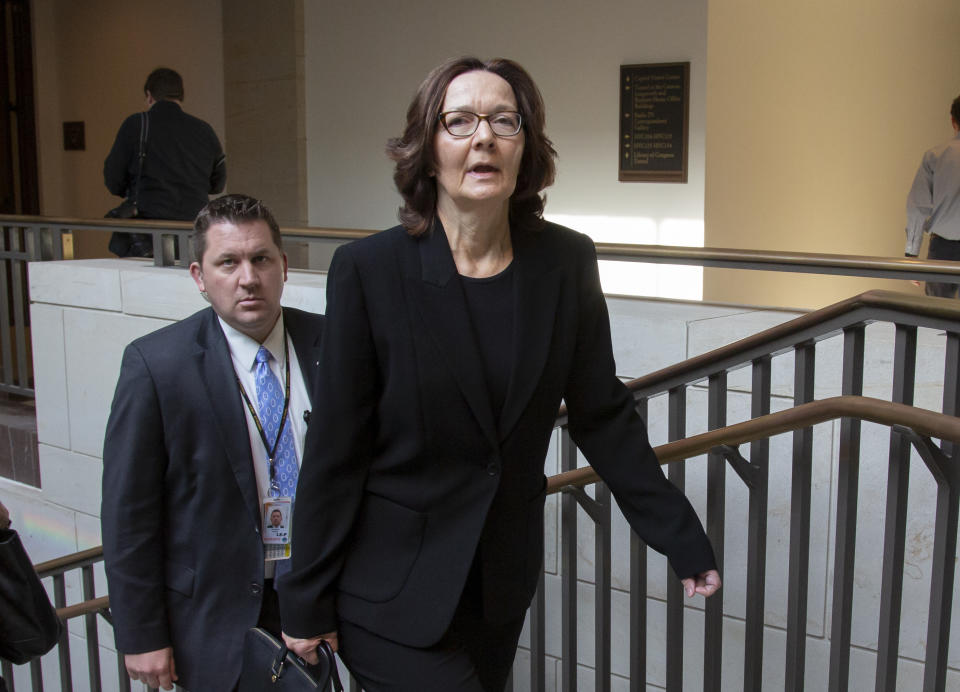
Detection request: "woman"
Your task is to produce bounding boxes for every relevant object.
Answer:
[279,57,720,691]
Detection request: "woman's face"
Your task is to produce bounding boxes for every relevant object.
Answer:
[432,71,525,214]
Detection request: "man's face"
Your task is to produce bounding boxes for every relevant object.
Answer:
[189,219,287,342]
[270,510,282,527]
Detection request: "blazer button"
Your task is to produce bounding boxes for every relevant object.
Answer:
[250,583,262,595]
[486,462,500,476]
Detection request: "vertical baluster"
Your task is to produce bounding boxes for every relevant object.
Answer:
[81,566,102,691]
[703,373,726,691]
[630,397,648,692]
[828,326,865,691]
[594,483,611,692]
[117,649,131,692]
[55,227,67,260]
[10,227,28,389]
[560,427,578,691]
[942,332,959,458]
[29,225,45,261]
[920,447,960,692]
[0,227,12,388]
[29,656,42,692]
[666,385,686,691]
[924,332,960,692]
[530,567,546,691]
[785,342,815,692]
[875,325,917,692]
[743,357,770,690]
[157,232,175,267]
[1,661,13,689]
[919,330,960,692]
[53,574,73,691]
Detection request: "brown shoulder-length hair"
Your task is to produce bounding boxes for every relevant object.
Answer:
[386,57,558,236]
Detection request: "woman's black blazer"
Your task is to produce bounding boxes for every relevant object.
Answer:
[279,221,715,647]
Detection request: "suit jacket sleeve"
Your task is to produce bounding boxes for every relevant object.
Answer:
[101,342,173,654]
[563,234,716,579]
[278,245,378,637]
[104,115,138,198]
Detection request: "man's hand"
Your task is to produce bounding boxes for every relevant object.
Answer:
[681,569,722,598]
[282,631,339,664]
[125,647,177,690]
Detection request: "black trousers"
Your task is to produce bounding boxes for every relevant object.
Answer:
[337,558,526,692]
[925,234,960,298]
[338,606,525,692]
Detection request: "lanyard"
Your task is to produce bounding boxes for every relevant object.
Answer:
[235,328,292,496]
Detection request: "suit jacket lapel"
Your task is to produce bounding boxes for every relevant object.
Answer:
[285,308,323,408]
[410,223,499,448]
[499,228,562,440]
[193,308,262,529]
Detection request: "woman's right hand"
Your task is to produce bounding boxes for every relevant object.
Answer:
[282,631,339,663]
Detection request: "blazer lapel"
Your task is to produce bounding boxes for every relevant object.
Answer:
[498,228,562,440]
[285,308,323,408]
[409,223,499,448]
[193,308,262,529]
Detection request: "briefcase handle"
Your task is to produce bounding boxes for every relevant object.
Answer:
[316,640,343,692]
[269,637,343,691]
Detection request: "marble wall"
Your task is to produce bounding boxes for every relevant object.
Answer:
[3,258,957,690]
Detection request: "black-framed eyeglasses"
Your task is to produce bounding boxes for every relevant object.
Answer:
[437,111,523,138]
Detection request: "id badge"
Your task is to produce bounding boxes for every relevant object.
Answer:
[262,497,293,561]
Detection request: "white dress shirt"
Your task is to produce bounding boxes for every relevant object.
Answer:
[905,131,960,254]
[219,314,310,576]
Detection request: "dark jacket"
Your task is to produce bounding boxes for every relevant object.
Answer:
[279,222,716,647]
[101,307,323,691]
[104,100,226,220]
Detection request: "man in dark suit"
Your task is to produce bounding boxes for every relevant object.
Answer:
[101,194,323,691]
[104,67,226,257]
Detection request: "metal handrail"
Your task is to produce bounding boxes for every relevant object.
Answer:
[37,395,960,619]
[0,214,370,241]
[549,395,960,493]
[622,288,960,388]
[3,213,960,283]
[549,289,960,423]
[34,545,103,577]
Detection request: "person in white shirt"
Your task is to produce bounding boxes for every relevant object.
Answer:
[905,95,960,297]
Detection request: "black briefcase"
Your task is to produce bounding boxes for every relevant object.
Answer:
[239,627,343,692]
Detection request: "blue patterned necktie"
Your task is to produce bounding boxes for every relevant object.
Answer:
[254,345,298,497]
[255,345,298,578]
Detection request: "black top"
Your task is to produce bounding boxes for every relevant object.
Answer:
[460,262,516,421]
[104,100,226,221]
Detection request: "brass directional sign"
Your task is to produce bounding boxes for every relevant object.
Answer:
[619,62,689,183]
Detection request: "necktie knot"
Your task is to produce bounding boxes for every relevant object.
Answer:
[255,346,272,365]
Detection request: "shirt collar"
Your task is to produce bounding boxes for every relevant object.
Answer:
[218,312,286,371]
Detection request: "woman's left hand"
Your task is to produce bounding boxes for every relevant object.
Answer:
[681,569,721,598]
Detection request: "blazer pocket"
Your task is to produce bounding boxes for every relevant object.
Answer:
[338,494,427,603]
[164,562,195,598]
